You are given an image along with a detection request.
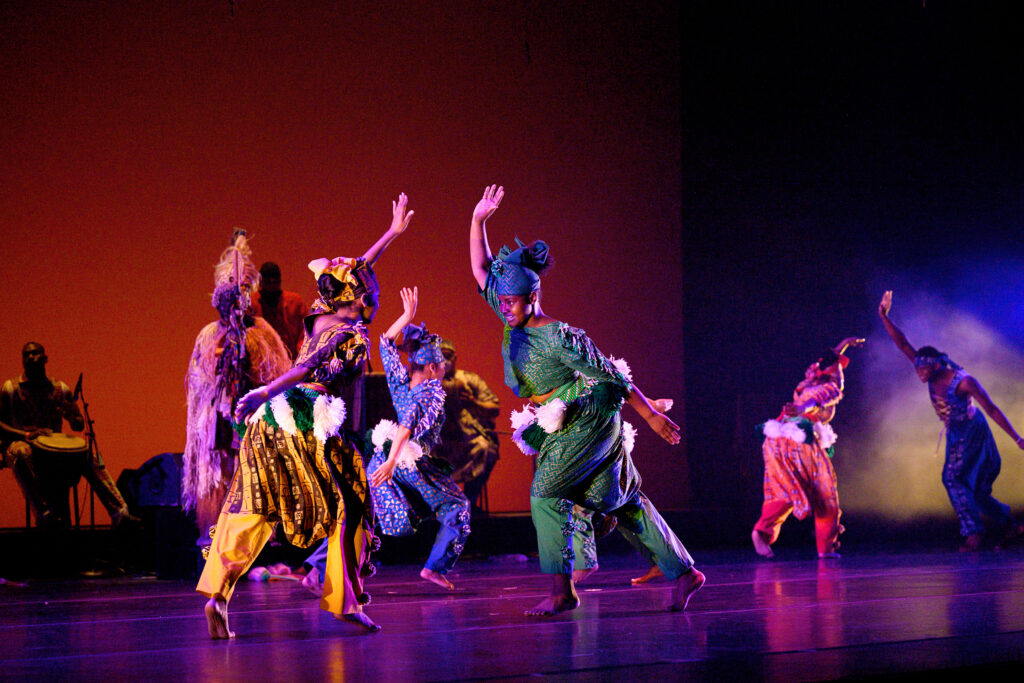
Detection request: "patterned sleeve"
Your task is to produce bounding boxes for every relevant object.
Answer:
[556,324,633,394]
[479,260,509,324]
[800,382,843,408]
[379,336,410,398]
[297,328,369,387]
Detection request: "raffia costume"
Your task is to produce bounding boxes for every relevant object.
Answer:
[197,257,378,617]
[482,244,694,577]
[183,233,292,539]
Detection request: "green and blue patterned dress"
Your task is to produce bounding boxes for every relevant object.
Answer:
[482,261,695,577]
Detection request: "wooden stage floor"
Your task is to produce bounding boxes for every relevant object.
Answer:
[3,548,1024,681]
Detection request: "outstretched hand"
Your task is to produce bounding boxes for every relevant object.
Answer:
[645,411,681,446]
[389,192,415,235]
[879,290,893,317]
[400,286,418,320]
[235,388,268,423]
[472,184,504,223]
[370,458,398,487]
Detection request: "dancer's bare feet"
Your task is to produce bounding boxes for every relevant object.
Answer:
[958,533,983,552]
[630,565,664,584]
[205,596,234,639]
[669,568,705,612]
[301,567,322,597]
[572,567,598,584]
[525,594,581,616]
[420,568,454,590]
[751,529,774,558]
[338,611,382,632]
[526,574,580,616]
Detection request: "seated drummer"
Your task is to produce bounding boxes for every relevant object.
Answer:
[0,342,136,528]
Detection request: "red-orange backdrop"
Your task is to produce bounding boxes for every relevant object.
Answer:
[0,0,683,526]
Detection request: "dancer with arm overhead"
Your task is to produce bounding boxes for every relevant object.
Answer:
[469,184,703,615]
[367,286,472,590]
[878,290,1024,551]
[196,193,414,637]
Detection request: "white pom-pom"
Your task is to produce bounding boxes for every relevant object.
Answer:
[271,394,297,435]
[622,420,637,455]
[511,425,539,456]
[395,440,424,471]
[762,419,784,440]
[813,422,838,449]
[536,399,567,434]
[371,419,398,448]
[510,405,536,431]
[313,394,347,442]
[609,356,634,383]
[779,421,807,444]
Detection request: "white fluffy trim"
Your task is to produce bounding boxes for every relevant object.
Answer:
[510,405,539,456]
[313,394,347,442]
[270,394,298,435]
[371,419,398,448]
[618,421,634,454]
[609,356,634,384]
[813,422,838,450]
[535,399,567,434]
[763,419,806,444]
[369,419,423,471]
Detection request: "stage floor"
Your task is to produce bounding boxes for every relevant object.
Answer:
[3,548,1024,681]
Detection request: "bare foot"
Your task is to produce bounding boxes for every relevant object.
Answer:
[338,611,381,632]
[301,568,322,597]
[205,596,234,639]
[751,530,774,558]
[572,567,598,584]
[420,568,455,590]
[959,533,983,553]
[669,568,705,612]
[630,565,664,585]
[525,594,581,617]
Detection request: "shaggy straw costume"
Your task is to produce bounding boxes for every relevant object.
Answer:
[183,232,291,540]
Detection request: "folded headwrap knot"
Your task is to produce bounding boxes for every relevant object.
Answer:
[494,239,549,295]
[401,322,445,366]
[307,256,380,314]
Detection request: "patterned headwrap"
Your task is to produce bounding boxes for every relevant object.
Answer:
[493,239,549,295]
[402,323,445,366]
[307,256,380,314]
[913,348,962,370]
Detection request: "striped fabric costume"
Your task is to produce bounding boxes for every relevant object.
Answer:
[482,257,694,577]
[197,317,376,617]
[754,378,843,556]
[367,335,471,575]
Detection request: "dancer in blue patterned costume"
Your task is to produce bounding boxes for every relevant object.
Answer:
[469,184,704,616]
[367,286,471,589]
[879,290,1024,551]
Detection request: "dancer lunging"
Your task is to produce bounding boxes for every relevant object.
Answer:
[752,338,863,559]
[469,184,703,615]
[879,290,1024,551]
[367,287,471,590]
[196,193,414,637]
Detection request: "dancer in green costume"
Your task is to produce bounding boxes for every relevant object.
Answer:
[468,184,704,615]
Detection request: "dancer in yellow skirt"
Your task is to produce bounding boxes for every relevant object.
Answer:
[197,194,415,637]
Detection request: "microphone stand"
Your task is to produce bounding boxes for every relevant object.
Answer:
[76,377,97,529]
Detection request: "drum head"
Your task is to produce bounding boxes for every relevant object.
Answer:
[33,433,88,452]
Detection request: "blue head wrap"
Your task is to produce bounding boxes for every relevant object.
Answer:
[493,239,549,295]
[402,323,445,366]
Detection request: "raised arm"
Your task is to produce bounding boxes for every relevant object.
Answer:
[382,287,418,342]
[961,376,1024,449]
[470,185,503,289]
[878,290,916,362]
[832,337,865,356]
[362,192,415,266]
